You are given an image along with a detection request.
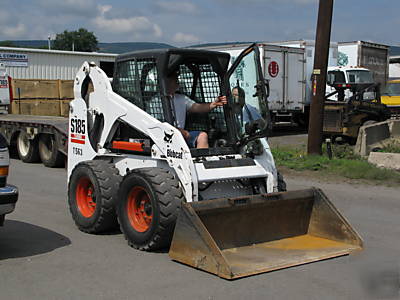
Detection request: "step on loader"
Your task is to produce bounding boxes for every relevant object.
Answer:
[67,44,363,279]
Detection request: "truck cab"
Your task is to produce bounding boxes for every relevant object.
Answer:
[326,66,375,101]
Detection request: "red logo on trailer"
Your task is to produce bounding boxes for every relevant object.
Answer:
[268,61,279,78]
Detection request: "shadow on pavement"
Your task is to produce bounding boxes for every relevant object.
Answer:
[0,220,71,259]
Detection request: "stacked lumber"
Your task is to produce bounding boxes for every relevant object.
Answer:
[11,79,74,117]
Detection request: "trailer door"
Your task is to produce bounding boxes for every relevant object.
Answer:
[286,50,305,111]
[264,49,284,111]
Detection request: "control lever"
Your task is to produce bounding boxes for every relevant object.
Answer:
[208,115,217,141]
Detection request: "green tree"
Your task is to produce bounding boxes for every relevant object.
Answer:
[0,41,17,47]
[53,28,98,52]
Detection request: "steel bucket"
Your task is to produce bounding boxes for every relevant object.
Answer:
[169,188,363,279]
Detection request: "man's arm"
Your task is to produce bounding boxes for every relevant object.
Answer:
[188,96,227,113]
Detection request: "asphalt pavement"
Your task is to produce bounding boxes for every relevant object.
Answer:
[0,159,399,299]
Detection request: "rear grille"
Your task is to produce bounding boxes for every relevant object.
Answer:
[323,110,342,132]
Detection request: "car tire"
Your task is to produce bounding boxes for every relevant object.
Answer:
[68,160,121,233]
[117,168,183,251]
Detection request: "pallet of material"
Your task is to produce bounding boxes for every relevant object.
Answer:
[12,79,74,100]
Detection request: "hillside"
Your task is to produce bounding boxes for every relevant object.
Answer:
[1,40,174,53]
[2,40,400,56]
[390,46,400,56]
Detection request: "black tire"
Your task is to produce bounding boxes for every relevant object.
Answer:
[117,168,183,251]
[17,131,40,163]
[38,134,64,168]
[68,160,121,233]
[277,171,287,192]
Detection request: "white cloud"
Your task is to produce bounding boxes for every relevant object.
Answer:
[93,5,162,38]
[1,23,26,38]
[154,1,199,14]
[172,32,200,44]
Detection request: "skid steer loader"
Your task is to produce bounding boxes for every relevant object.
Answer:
[67,45,363,279]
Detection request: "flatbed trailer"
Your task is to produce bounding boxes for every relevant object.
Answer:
[0,114,68,167]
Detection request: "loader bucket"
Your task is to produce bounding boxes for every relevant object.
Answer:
[169,188,363,279]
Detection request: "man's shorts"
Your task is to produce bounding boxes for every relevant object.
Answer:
[188,130,201,148]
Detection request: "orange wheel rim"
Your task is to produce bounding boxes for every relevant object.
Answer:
[127,186,153,232]
[76,177,96,218]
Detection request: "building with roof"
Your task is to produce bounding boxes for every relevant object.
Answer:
[0,47,117,80]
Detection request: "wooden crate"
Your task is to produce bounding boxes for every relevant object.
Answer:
[60,100,71,117]
[11,100,61,116]
[59,80,74,99]
[12,79,59,99]
[11,79,74,100]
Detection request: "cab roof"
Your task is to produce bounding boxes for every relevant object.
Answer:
[115,48,231,76]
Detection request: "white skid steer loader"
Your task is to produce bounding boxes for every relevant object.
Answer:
[67,45,363,279]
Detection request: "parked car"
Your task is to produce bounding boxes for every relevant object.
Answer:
[0,133,18,226]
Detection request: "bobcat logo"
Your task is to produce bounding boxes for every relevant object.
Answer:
[164,131,174,143]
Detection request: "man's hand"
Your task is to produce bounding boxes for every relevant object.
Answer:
[210,96,227,110]
[189,96,227,113]
[178,128,190,141]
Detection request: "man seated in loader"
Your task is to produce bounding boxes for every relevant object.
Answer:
[166,70,227,148]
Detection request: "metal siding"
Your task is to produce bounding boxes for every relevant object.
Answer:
[287,51,306,109]
[337,44,359,66]
[389,63,400,78]
[1,49,116,80]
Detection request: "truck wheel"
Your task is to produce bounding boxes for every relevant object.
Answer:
[38,134,64,168]
[17,131,40,163]
[277,172,287,192]
[117,168,183,251]
[68,160,121,233]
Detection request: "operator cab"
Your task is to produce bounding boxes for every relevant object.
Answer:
[111,45,270,157]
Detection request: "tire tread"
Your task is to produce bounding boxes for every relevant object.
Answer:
[119,167,183,251]
[68,160,121,233]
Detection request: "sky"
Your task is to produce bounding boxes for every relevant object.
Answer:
[0,0,398,47]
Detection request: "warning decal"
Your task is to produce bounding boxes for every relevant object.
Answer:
[70,133,85,144]
[268,61,279,78]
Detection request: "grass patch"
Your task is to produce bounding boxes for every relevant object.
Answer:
[272,144,400,183]
[378,140,400,153]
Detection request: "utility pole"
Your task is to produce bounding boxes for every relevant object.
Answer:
[307,0,334,155]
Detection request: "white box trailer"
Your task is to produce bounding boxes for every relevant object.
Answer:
[389,56,400,79]
[270,40,338,107]
[338,41,389,87]
[195,43,307,125]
